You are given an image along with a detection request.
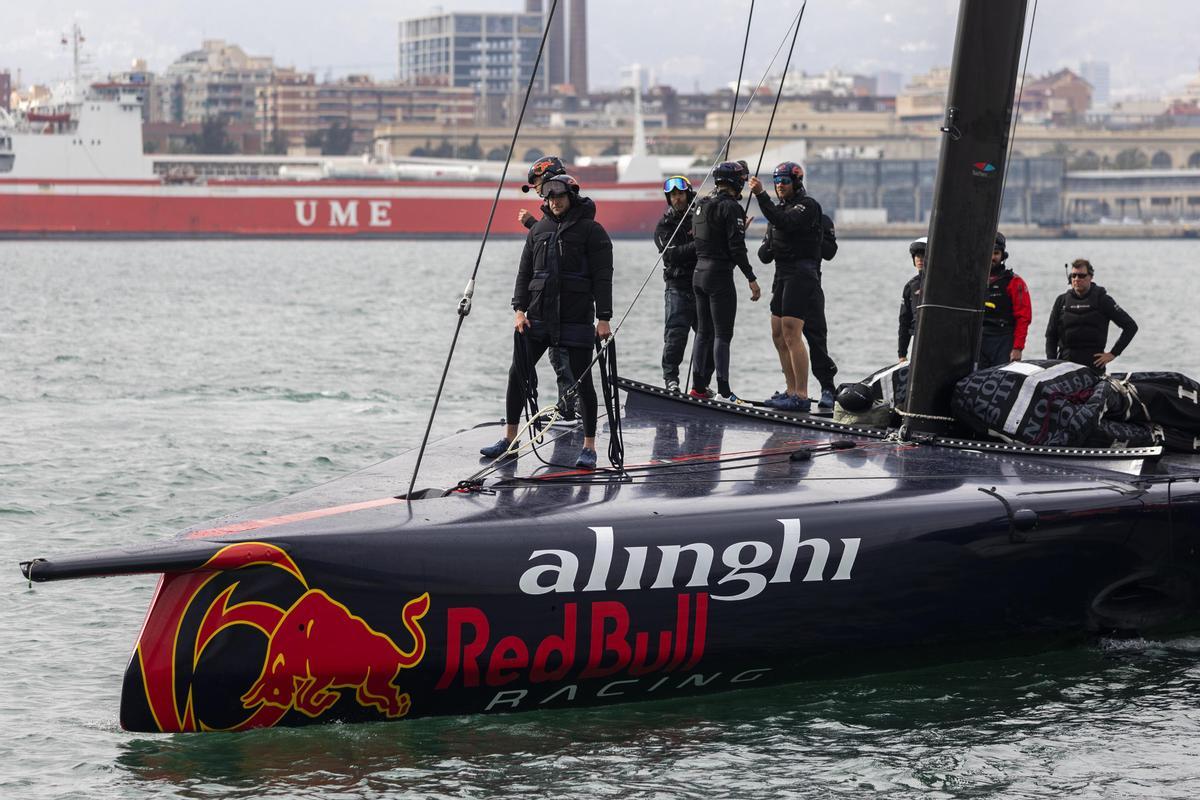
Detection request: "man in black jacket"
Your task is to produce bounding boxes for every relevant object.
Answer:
[898,237,926,361]
[516,155,589,421]
[654,175,698,393]
[1045,258,1138,372]
[690,161,761,403]
[480,174,614,469]
[748,161,827,413]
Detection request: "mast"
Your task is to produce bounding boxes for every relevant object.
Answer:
[901,0,1029,438]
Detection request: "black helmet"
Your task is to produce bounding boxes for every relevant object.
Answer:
[835,382,875,413]
[540,173,580,197]
[909,236,927,259]
[521,155,566,193]
[772,161,804,183]
[713,161,746,192]
[993,232,1008,261]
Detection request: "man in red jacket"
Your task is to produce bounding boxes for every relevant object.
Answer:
[978,232,1032,368]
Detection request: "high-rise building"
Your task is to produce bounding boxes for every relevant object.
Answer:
[1080,61,1110,108]
[0,70,11,112]
[398,11,551,99]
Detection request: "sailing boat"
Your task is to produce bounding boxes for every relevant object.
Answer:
[20,0,1200,732]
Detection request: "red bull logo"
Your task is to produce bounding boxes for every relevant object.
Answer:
[240,590,428,719]
[132,542,429,732]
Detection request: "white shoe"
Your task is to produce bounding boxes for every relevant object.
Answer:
[716,392,746,405]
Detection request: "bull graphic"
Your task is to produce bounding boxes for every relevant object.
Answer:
[240,590,430,719]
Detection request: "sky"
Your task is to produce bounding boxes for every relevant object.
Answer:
[4,0,1198,99]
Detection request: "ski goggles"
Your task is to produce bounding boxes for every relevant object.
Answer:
[663,176,691,193]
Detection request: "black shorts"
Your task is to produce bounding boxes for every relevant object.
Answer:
[770,267,820,320]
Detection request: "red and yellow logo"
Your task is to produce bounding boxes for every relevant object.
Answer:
[133,542,428,732]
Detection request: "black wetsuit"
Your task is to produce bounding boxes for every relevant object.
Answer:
[508,197,613,436]
[754,188,838,393]
[654,204,698,385]
[691,189,757,395]
[1045,284,1138,372]
[898,271,924,359]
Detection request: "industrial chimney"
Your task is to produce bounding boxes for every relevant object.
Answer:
[568,0,587,95]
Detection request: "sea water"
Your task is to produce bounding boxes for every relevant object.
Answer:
[3,238,1200,799]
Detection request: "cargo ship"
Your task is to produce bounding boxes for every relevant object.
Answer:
[0,84,664,239]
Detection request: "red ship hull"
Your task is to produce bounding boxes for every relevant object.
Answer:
[0,179,665,238]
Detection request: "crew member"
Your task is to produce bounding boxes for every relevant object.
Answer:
[1045,258,1138,372]
[809,209,840,406]
[749,162,827,412]
[898,237,927,361]
[690,161,761,403]
[654,175,698,394]
[480,174,614,469]
[516,155,586,422]
[978,232,1032,369]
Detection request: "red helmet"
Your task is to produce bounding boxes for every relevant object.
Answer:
[521,155,567,193]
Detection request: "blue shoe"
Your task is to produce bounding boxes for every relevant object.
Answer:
[763,390,788,408]
[777,394,812,413]
[819,389,835,409]
[575,447,598,470]
[480,438,512,459]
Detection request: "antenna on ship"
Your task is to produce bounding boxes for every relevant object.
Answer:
[61,23,85,98]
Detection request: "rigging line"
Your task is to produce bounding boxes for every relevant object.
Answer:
[403,0,561,503]
[997,0,1040,216]
[745,0,807,214]
[460,4,806,487]
[726,0,756,162]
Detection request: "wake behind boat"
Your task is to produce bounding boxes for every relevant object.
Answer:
[19,0,1200,732]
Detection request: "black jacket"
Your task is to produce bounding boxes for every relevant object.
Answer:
[692,190,756,281]
[753,189,823,275]
[898,271,924,358]
[654,206,697,289]
[1045,284,1137,362]
[512,196,614,348]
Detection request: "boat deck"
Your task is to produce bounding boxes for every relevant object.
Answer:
[159,379,1196,546]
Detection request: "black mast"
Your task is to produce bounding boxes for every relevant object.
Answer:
[901,0,1029,438]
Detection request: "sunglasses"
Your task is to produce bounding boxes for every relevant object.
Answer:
[663,176,691,193]
[1069,273,1091,279]
[773,176,802,185]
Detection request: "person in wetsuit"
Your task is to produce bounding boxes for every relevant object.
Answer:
[978,232,1032,369]
[690,160,761,403]
[1045,258,1138,372]
[654,175,698,394]
[749,161,830,412]
[515,155,585,423]
[898,236,927,361]
[480,174,614,470]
